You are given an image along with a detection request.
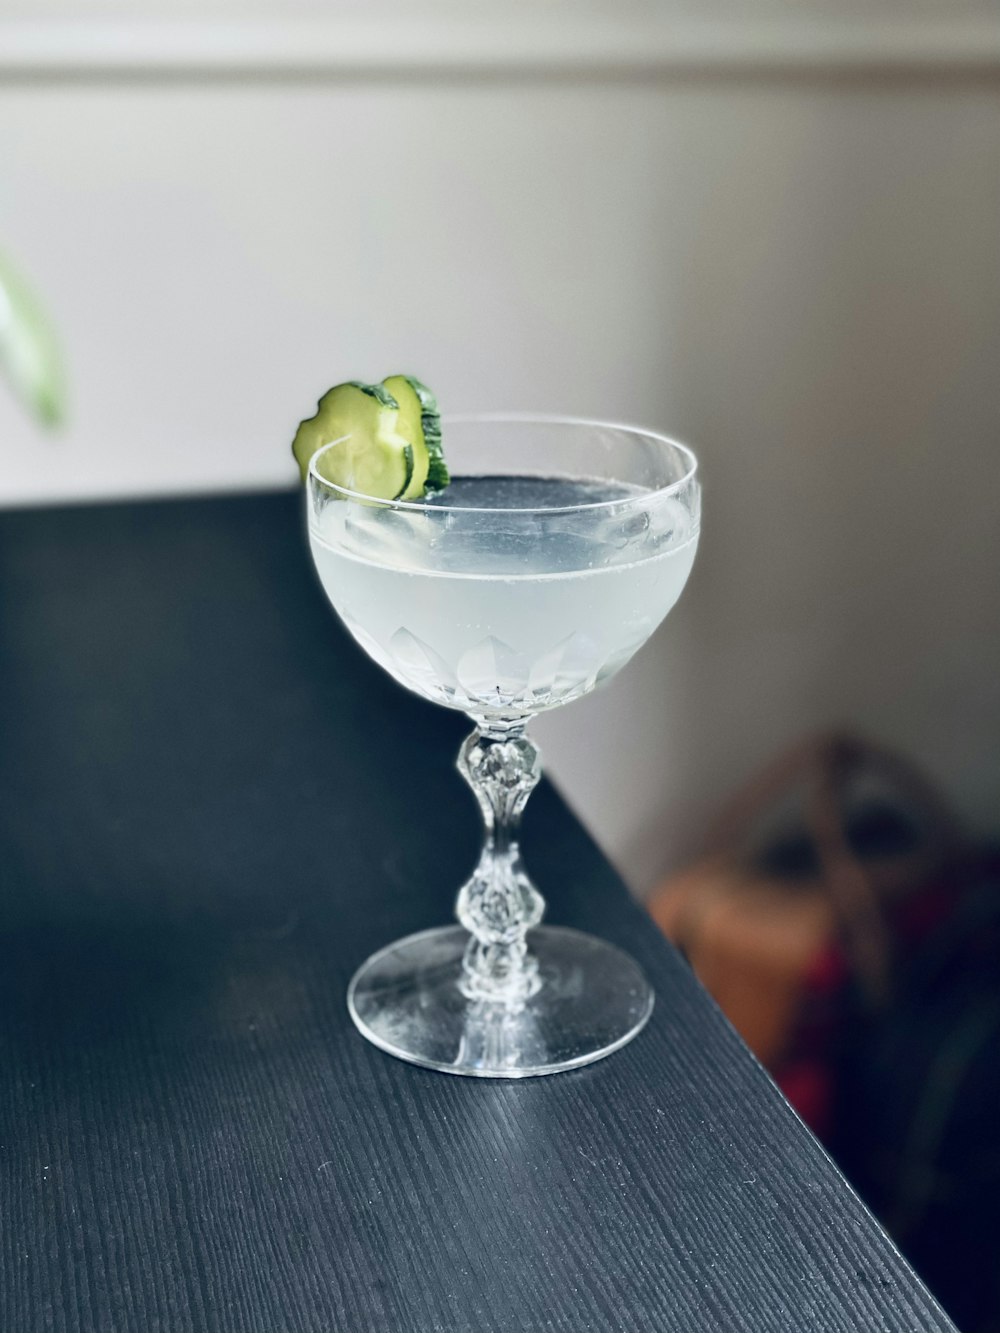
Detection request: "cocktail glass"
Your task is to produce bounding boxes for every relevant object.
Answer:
[308,414,700,1076]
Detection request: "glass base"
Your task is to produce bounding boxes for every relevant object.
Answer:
[347,925,653,1078]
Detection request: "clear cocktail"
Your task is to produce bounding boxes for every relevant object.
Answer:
[307,414,700,1076]
[311,474,697,718]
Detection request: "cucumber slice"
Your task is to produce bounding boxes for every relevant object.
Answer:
[292,380,413,500]
[382,374,429,501]
[316,430,414,501]
[383,373,449,493]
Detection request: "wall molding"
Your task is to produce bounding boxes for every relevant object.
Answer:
[2,15,1000,80]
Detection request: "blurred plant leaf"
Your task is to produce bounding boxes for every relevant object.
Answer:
[0,250,66,428]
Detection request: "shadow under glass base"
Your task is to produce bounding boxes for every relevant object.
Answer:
[347,925,653,1078]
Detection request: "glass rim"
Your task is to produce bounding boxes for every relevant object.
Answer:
[307,412,700,516]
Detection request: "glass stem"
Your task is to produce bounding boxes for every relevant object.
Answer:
[456,722,545,1003]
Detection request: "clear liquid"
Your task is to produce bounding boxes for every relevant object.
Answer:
[310,475,697,717]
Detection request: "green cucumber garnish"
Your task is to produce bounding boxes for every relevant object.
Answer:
[292,374,448,501]
[292,381,412,500]
[382,373,449,496]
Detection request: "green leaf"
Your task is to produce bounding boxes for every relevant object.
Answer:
[0,250,66,429]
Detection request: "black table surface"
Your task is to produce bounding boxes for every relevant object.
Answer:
[0,489,955,1333]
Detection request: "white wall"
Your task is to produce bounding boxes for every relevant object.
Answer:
[3,7,999,893]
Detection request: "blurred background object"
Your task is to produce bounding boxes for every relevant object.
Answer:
[0,249,65,427]
[651,730,1000,1333]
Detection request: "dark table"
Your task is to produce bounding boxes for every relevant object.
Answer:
[0,491,955,1333]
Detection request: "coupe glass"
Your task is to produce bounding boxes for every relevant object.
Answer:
[307,414,700,1076]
